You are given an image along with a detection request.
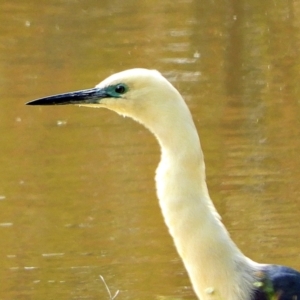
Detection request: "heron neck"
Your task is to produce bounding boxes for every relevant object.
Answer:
[152,102,257,300]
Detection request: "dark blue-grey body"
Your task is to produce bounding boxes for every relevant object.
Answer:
[254,265,300,300]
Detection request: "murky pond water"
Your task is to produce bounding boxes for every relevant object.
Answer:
[1,1,300,299]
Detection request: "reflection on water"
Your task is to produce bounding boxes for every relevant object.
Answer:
[1,0,300,299]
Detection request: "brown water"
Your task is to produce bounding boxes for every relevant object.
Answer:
[1,1,300,299]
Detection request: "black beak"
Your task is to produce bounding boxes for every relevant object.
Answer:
[26,87,108,106]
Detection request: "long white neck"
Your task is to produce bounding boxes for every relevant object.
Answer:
[145,95,259,300]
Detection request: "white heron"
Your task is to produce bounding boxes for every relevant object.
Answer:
[27,68,300,300]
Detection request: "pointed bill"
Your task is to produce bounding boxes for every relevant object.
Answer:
[26,87,108,106]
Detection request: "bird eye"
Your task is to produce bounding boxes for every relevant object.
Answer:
[115,84,126,94]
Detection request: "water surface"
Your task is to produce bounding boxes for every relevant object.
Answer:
[1,1,300,299]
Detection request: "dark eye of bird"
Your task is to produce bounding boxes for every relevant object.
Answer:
[115,84,126,94]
